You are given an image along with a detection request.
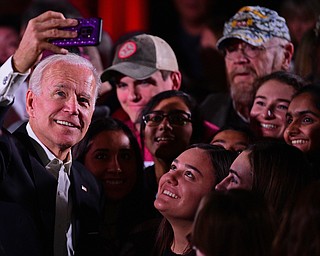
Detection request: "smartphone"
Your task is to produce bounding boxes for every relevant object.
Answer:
[51,17,103,47]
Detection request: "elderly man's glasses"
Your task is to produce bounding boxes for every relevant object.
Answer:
[143,110,192,127]
[224,43,284,60]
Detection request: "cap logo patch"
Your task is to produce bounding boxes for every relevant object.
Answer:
[232,19,253,28]
[118,41,137,59]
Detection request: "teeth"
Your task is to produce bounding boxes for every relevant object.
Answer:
[261,123,277,129]
[105,180,124,185]
[56,120,75,127]
[291,139,307,145]
[163,189,178,199]
[156,137,174,142]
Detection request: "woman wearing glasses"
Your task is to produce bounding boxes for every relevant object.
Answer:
[139,90,216,200]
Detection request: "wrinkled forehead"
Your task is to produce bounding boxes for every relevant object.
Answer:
[41,62,96,92]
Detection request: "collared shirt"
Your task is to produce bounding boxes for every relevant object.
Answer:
[26,123,74,256]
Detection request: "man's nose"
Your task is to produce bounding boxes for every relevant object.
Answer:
[65,95,79,114]
[128,86,140,101]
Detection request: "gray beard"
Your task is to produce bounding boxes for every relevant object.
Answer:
[230,81,255,107]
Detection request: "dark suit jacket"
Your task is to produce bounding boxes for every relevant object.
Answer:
[0,120,105,256]
[199,92,249,129]
[0,201,42,256]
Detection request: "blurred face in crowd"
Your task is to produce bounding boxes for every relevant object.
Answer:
[0,27,19,65]
[143,96,193,161]
[224,38,289,105]
[154,147,216,220]
[215,150,253,191]
[26,61,96,159]
[210,129,250,153]
[284,92,320,153]
[115,71,180,123]
[173,0,209,23]
[84,130,137,200]
[286,13,316,45]
[250,79,296,139]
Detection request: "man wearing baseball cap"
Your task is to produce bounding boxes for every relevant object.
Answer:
[101,34,218,163]
[200,6,294,128]
[101,34,182,125]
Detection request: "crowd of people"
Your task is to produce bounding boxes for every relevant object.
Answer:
[1,1,320,256]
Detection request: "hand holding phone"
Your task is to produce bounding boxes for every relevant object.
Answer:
[51,17,103,47]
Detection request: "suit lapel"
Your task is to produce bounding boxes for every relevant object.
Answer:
[14,124,57,249]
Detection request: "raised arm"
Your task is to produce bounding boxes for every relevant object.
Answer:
[13,10,78,73]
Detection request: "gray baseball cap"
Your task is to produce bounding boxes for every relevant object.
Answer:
[101,34,179,82]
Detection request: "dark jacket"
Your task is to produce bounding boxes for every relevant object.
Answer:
[0,121,105,256]
[199,93,249,129]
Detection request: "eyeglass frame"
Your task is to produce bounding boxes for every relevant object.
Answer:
[142,110,192,127]
[222,42,285,60]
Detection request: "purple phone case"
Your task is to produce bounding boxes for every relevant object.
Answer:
[51,17,102,47]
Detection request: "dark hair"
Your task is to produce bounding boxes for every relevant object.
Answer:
[247,140,315,220]
[140,90,205,145]
[274,180,320,256]
[21,1,82,27]
[292,84,320,110]
[108,70,172,88]
[188,143,238,183]
[211,125,255,144]
[153,143,237,256]
[289,85,320,162]
[254,71,306,91]
[192,189,276,256]
[250,71,306,109]
[0,15,21,33]
[73,117,144,188]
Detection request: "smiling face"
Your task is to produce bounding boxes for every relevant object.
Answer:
[115,71,178,123]
[215,150,253,191]
[26,61,96,159]
[250,79,296,139]
[144,96,193,161]
[154,147,216,221]
[284,92,320,153]
[83,130,137,200]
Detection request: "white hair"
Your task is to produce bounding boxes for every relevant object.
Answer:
[28,53,101,101]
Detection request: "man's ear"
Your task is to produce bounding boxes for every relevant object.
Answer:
[281,42,294,71]
[26,90,35,118]
[170,71,182,90]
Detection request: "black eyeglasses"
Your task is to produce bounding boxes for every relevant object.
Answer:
[223,43,284,60]
[143,110,192,127]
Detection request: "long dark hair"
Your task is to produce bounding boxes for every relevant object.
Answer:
[248,140,315,220]
[192,190,276,256]
[73,117,144,191]
[274,180,320,256]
